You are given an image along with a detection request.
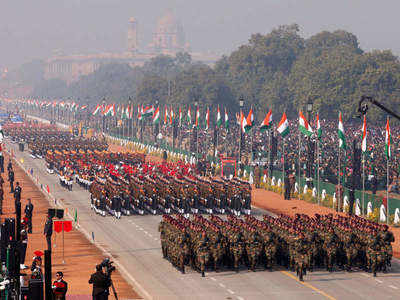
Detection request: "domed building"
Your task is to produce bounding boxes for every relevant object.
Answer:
[148,10,189,54]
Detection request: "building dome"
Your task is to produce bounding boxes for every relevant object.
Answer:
[156,10,179,33]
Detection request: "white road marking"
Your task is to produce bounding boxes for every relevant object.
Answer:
[210,277,216,281]
[219,283,225,288]
[227,289,235,294]
[144,231,148,234]
[361,273,370,278]
[389,285,398,290]
[236,297,244,300]
[375,279,383,284]
[148,234,153,237]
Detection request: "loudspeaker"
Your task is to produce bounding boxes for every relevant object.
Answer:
[47,209,55,218]
[56,209,64,219]
[29,278,44,300]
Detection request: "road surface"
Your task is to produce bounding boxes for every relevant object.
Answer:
[7,140,400,300]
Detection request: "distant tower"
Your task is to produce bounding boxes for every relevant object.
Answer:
[127,17,138,53]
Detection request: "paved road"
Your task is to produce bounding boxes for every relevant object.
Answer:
[7,140,400,300]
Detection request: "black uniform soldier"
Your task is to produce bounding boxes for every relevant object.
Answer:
[0,152,4,173]
[8,167,14,193]
[25,198,34,233]
[43,215,53,250]
[14,181,22,213]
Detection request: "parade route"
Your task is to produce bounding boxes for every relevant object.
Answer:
[6,139,400,300]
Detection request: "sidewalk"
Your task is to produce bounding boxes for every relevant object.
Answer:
[1,151,141,299]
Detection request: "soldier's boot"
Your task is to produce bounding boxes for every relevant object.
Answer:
[181,265,185,274]
[299,267,304,282]
[201,271,205,277]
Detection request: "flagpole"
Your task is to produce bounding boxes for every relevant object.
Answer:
[337,146,340,212]
[282,138,285,196]
[362,152,365,216]
[298,121,301,200]
[317,138,320,205]
[268,128,271,178]
[387,157,389,225]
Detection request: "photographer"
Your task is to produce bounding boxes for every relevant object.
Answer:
[89,264,111,300]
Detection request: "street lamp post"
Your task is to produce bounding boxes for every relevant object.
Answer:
[238,97,244,168]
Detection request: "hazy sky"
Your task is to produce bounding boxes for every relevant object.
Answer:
[0,0,399,68]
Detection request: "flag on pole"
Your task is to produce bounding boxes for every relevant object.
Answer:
[216,106,222,127]
[164,106,169,124]
[361,115,367,153]
[240,111,248,133]
[195,106,200,127]
[338,112,346,150]
[80,105,87,111]
[316,113,322,140]
[277,112,289,137]
[245,107,254,131]
[104,104,115,117]
[187,106,192,125]
[260,109,272,132]
[142,105,154,117]
[152,106,160,124]
[92,104,103,116]
[170,107,174,125]
[138,105,142,121]
[204,107,210,130]
[121,104,126,119]
[224,108,229,130]
[385,117,391,159]
[299,111,313,137]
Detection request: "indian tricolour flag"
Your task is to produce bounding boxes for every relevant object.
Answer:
[338,112,346,150]
[92,104,103,116]
[361,115,367,153]
[240,111,248,133]
[299,111,313,137]
[245,108,254,131]
[179,107,182,126]
[277,112,289,138]
[104,104,115,117]
[204,107,210,130]
[260,109,272,132]
[316,113,322,140]
[385,117,391,159]
[142,105,154,117]
[187,106,192,125]
[195,106,200,127]
[216,106,222,127]
[152,106,160,124]
[169,107,174,125]
[224,108,229,130]
[164,106,169,124]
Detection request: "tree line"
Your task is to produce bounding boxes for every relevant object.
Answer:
[30,24,400,123]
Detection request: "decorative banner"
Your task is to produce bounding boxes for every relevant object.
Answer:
[46,185,50,194]
[63,221,73,232]
[54,220,63,233]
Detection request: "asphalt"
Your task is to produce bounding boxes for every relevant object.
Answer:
[6,139,400,300]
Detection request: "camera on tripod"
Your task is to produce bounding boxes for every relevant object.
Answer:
[100,258,115,276]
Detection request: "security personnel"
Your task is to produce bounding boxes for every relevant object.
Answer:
[24,198,34,233]
[8,166,14,193]
[14,181,22,213]
[43,214,53,250]
[89,264,111,300]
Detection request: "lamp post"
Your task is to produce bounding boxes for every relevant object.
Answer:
[195,101,199,155]
[154,100,159,143]
[306,99,314,185]
[238,96,244,167]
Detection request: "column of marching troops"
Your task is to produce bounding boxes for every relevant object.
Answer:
[159,213,394,280]
[3,123,395,281]
[3,124,252,218]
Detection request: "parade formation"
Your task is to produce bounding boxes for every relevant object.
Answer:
[2,121,396,283]
[159,212,394,280]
